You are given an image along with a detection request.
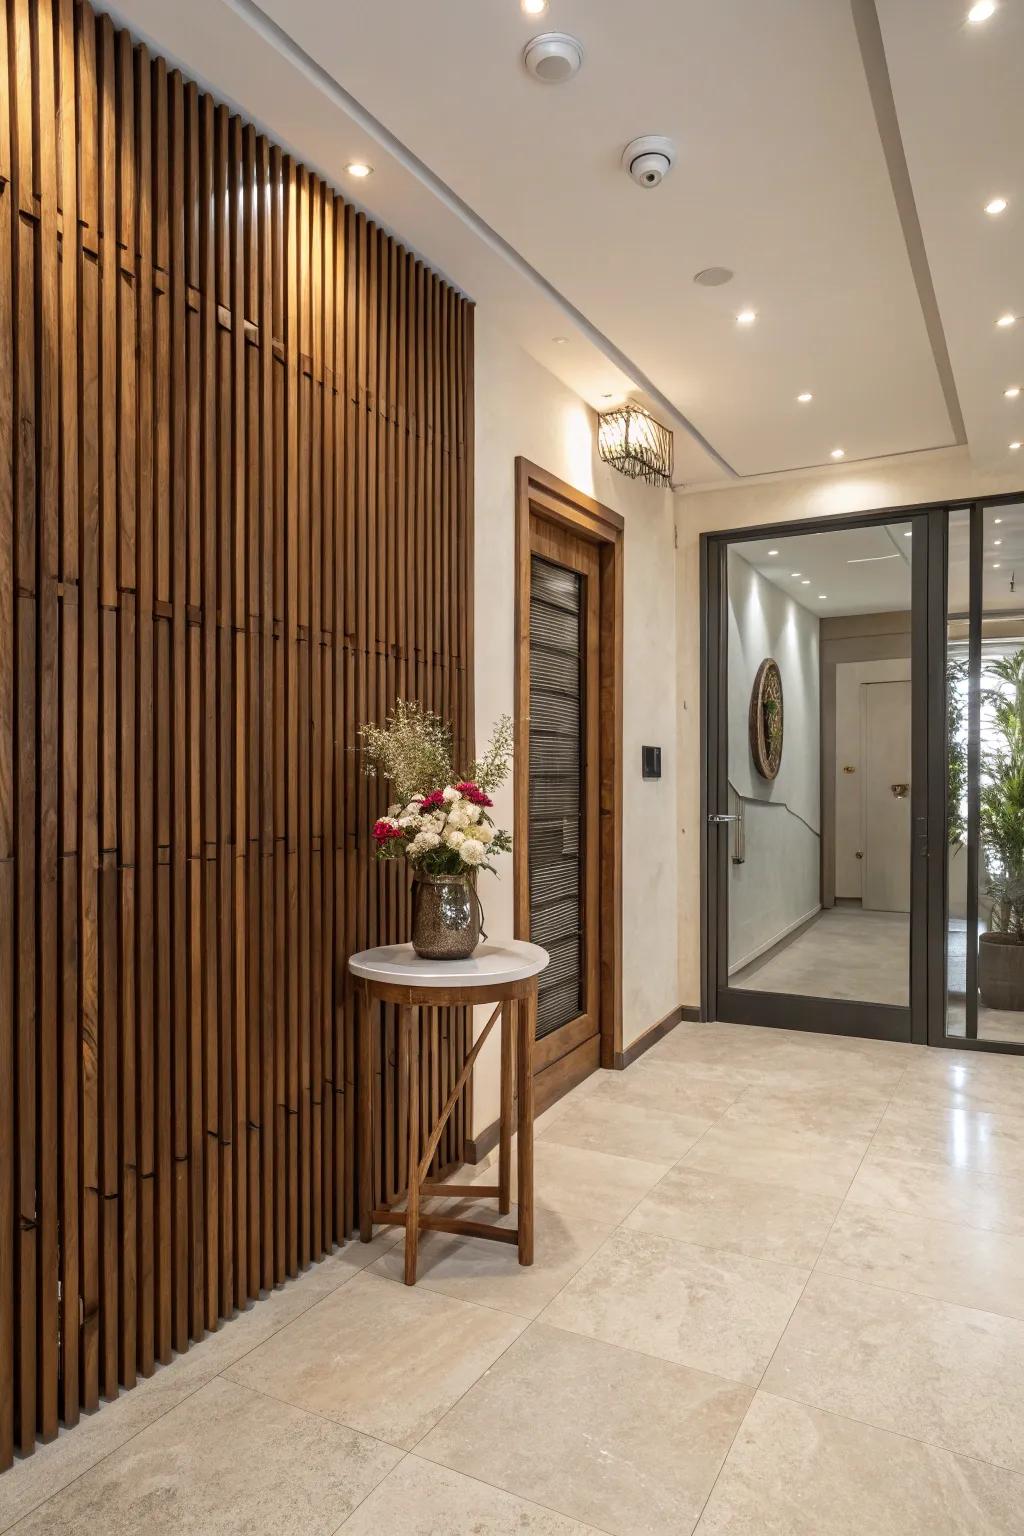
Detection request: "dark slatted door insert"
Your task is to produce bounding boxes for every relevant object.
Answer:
[529,557,584,1039]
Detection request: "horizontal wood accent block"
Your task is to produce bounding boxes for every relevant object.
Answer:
[0,0,473,1468]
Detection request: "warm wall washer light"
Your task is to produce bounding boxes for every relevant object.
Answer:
[797,392,813,403]
[345,161,373,178]
[968,1,996,21]
[736,309,757,325]
[831,448,845,459]
[521,0,548,14]
[986,197,1008,215]
[997,313,1017,328]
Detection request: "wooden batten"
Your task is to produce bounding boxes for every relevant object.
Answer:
[0,0,473,1468]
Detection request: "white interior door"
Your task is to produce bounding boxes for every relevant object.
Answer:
[862,679,912,912]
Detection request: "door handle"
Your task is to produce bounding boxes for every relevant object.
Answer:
[708,814,740,823]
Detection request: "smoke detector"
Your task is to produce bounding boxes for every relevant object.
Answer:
[621,136,676,189]
[523,33,584,84]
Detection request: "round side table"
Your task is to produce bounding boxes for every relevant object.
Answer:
[348,940,549,1286]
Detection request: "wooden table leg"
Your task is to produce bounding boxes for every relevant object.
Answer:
[498,1000,513,1215]
[516,985,536,1266]
[404,1006,420,1285]
[358,984,374,1243]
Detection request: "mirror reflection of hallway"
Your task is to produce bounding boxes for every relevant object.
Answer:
[724,521,913,1011]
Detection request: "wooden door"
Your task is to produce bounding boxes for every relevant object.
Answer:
[524,517,602,1090]
[862,679,913,912]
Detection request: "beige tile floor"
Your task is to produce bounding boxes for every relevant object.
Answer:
[5,1020,1024,1533]
[731,905,911,1006]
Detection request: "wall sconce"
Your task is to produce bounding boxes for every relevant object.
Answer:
[597,403,674,488]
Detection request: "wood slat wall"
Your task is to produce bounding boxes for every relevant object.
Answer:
[0,0,474,1467]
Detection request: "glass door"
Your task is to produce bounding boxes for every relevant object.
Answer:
[938,500,1024,1052]
[704,512,931,1042]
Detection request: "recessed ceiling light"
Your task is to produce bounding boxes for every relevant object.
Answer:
[994,563,1002,568]
[790,571,801,577]
[521,0,548,14]
[986,197,1008,216]
[1011,441,1022,451]
[1006,386,1022,399]
[967,0,996,21]
[345,161,373,178]
[831,448,845,459]
[553,336,568,345]
[735,309,757,326]
[801,579,811,585]
[797,392,813,403]
[904,530,913,538]
[995,517,1003,523]
[768,549,779,556]
[997,313,1017,328]
[818,594,828,600]
[995,539,1003,546]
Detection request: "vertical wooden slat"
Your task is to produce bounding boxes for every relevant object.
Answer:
[4,0,473,1462]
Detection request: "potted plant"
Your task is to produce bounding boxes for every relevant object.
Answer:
[978,648,1024,1009]
[359,701,513,960]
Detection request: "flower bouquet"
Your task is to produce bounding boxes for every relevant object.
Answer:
[359,701,513,958]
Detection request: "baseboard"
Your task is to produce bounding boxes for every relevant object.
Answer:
[613,1002,696,1070]
[465,1119,500,1165]
[728,905,821,976]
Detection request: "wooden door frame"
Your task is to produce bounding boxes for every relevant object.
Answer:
[514,458,623,1110]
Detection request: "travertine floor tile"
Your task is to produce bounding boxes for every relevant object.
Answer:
[478,1139,668,1226]
[540,1227,807,1384]
[225,1271,524,1449]
[846,1149,1024,1237]
[624,1164,841,1268]
[679,1118,870,1199]
[418,1322,751,1536]
[338,1453,603,1534]
[695,1390,1024,1535]
[764,1269,1024,1471]
[538,1092,712,1165]
[11,1378,399,1536]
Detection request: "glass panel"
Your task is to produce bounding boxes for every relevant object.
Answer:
[529,556,583,1039]
[725,521,912,1004]
[945,506,971,1038]
[976,503,1024,1044]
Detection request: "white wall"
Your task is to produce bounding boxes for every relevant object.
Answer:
[726,551,820,971]
[472,310,679,1134]
[676,446,1024,1009]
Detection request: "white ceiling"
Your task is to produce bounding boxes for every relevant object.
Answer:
[737,521,913,617]
[104,0,1024,487]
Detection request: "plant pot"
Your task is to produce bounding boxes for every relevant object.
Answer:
[978,931,1024,1011]
[412,873,484,960]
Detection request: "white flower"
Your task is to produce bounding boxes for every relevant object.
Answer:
[428,810,447,831]
[444,829,466,849]
[387,804,402,817]
[418,831,441,850]
[458,838,486,866]
[442,786,461,803]
[404,800,424,817]
[474,821,494,844]
[446,807,470,831]
[462,803,481,824]
[398,814,422,830]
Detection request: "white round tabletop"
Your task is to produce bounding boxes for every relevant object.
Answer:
[348,940,549,989]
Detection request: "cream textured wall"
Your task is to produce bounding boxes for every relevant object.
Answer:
[676,446,1024,1010]
[471,311,679,1135]
[726,550,821,972]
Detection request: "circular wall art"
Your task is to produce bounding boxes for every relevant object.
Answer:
[749,658,784,780]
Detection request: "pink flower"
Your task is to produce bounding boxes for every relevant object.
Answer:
[373,818,405,843]
[455,781,493,808]
[420,789,446,810]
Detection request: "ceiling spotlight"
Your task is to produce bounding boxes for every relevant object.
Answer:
[768,549,779,556]
[1012,441,1023,451]
[790,571,802,577]
[997,313,1017,328]
[967,0,996,21]
[797,392,813,403]
[736,309,757,326]
[995,517,1004,523]
[831,448,845,459]
[986,197,1008,215]
[553,336,568,345]
[994,563,1002,568]
[818,594,828,600]
[904,531,913,538]
[1006,387,1022,399]
[521,0,548,13]
[345,161,373,178]
[995,539,1004,545]
[801,579,811,585]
